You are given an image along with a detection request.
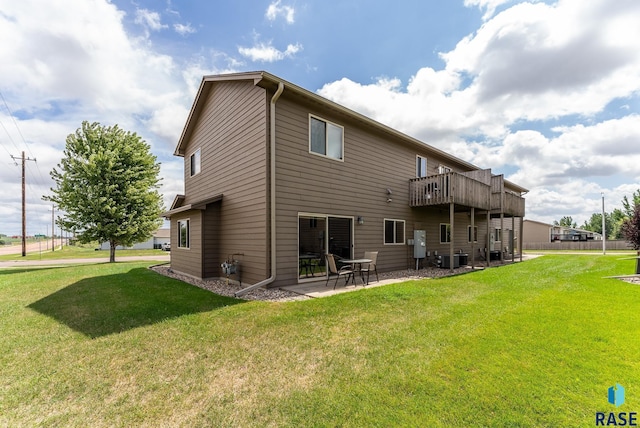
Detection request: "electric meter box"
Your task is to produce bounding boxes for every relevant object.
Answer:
[414,230,426,259]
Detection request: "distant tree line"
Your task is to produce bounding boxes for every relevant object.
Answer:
[555,190,640,248]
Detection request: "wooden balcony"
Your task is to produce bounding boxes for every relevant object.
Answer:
[490,175,525,216]
[409,173,491,210]
[410,172,526,216]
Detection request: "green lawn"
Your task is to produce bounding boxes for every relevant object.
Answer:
[1,256,638,426]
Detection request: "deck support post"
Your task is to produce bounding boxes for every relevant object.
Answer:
[519,217,524,262]
[471,207,475,269]
[500,212,504,263]
[450,202,455,273]
[486,210,490,267]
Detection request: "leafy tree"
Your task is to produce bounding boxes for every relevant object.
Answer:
[554,216,577,228]
[622,189,640,218]
[621,203,640,274]
[609,208,626,240]
[45,121,163,262]
[622,204,640,249]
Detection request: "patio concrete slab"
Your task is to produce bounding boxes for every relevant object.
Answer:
[280,276,429,298]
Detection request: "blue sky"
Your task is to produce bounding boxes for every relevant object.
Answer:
[1,0,639,236]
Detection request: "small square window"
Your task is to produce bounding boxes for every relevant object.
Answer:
[384,219,405,245]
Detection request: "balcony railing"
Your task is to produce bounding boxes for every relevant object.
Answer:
[409,173,491,210]
[410,172,526,216]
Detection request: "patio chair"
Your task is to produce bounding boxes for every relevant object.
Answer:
[360,251,379,284]
[325,253,354,289]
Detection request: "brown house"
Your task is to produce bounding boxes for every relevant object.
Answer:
[163,71,527,294]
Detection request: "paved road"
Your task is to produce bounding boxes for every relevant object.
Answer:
[0,254,170,268]
[0,241,61,256]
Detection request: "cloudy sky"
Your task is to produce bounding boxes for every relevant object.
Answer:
[1,0,639,236]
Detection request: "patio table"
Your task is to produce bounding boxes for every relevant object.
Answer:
[340,258,372,285]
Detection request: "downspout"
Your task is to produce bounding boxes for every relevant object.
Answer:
[235,81,284,297]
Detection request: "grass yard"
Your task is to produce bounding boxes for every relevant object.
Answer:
[0,256,639,426]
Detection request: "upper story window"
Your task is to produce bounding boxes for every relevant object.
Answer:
[190,148,201,177]
[310,115,344,161]
[416,155,427,178]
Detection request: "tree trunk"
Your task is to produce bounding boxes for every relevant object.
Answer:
[636,251,640,275]
[110,241,116,263]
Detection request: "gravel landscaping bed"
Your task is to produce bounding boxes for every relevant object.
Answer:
[151,262,506,302]
[619,276,640,285]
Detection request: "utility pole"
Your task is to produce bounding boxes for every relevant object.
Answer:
[10,151,36,257]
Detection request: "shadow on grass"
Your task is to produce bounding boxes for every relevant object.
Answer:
[28,267,242,338]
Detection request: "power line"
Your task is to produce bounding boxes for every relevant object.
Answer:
[0,90,49,187]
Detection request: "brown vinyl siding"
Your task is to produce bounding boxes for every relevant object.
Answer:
[170,211,202,278]
[177,80,269,283]
[272,94,493,286]
[169,72,526,285]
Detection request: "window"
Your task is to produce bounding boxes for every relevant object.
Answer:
[416,156,427,178]
[178,219,190,248]
[468,225,478,243]
[384,219,405,245]
[190,149,201,176]
[495,228,502,242]
[310,115,344,160]
[440,223,451,243]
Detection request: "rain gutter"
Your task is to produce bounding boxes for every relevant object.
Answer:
[234,80,284,297]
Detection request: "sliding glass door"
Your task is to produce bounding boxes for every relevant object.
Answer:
[298,214,353,281]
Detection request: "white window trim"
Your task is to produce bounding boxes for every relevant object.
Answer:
[189,148,201,177]
[440,223,451,244]
[495,228,502,242]
[384,218,405,245]
[177,218,190,249]
[309,114,345,162]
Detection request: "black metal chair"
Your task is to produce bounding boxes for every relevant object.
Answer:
[325,254,354,289]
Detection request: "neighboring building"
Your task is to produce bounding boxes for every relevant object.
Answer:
[523,219,602,244]
[163,71,527,291]
[99,228,170,250]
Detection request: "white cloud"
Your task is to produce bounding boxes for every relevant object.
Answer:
[0,0,194,235]
[174,23,196,36]
[266,1,295,24]
[238,42,302,62]
[135,8,167,32]
[317,0,640,226]
[464,0,512,20]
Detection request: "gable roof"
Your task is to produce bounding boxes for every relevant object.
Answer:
[175,71,528,194]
